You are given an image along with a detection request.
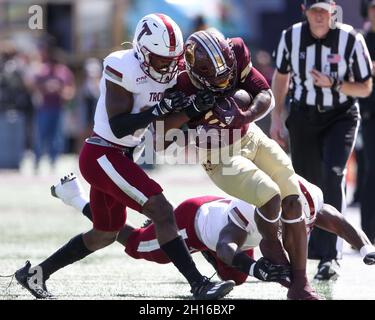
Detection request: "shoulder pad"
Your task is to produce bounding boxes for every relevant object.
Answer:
[103,50,137,92]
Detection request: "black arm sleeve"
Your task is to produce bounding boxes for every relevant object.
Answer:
[109,106,159,138]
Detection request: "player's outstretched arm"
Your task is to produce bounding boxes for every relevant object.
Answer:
[216,221,291,282]
[106,80,187,138]
[315,204,375,265]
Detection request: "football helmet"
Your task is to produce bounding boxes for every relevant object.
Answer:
[184,30,237,95]
[299,180,323,228]
[133,13,184,83]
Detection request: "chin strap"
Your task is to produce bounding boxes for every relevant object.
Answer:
[255,208,282,224]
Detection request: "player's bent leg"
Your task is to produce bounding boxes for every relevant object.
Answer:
[256,194,282,242]
[142,194,177,245]
[256,140,317,300]
[80,144,235,299]
[205,155,287,266]
[281,196,307,270]
[82,229,118,251]
[51,173,89,213]
[315,204,375,265]
[255,194,292,276]
[282,195,319,300]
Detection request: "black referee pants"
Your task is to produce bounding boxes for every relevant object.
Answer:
[361,116,375,243]
[286,103,360,261]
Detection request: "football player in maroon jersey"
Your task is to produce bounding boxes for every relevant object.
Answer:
[159,30,318,300]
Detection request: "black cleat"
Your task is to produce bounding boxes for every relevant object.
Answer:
[15,261,53,299]
[191,277,235,300]
[314,260,339,281]
[364,252,375,265]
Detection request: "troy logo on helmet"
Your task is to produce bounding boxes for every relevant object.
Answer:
[137,22,152,42]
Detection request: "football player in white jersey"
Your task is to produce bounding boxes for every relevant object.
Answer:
[15,14,234,300]
[50,173,375,296]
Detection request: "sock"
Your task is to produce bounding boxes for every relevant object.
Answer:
[38,234,93,281]
[160,236,203,286]
[82,204,93,221]
[232,252,256,275]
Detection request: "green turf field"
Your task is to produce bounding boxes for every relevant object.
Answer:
[0,154,374,300]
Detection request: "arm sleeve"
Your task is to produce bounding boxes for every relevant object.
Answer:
[274,30,291,74]
[351,33,373,82]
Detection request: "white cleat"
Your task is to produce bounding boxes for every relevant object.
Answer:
[51,173,89,212]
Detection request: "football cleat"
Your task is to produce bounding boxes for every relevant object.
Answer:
[15,261,53,299]
[364,252,375,265]
[314,260,339,281]
[190,277,235,300]
[51,173,88,212]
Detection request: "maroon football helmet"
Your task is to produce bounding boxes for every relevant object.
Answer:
[184,30,237,95]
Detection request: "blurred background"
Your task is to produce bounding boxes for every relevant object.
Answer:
[0,0,366,172]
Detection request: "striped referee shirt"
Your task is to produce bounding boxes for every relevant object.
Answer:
[275,21,373,108]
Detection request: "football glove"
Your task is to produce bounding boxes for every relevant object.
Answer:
[184,90,216,119]
[154,89,188,116]
[250,257,291,282]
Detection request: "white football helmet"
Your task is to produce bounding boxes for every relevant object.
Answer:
[298,177,324,229]
[133,13,184,83]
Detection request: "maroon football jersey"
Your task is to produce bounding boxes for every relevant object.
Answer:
[175,37,270,143]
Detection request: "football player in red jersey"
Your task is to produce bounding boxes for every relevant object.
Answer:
[158,30,318,299]
[51,173,375,295]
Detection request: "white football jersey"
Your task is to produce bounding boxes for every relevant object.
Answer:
[196,175,324,251]
[93,49,177,147]
[196,198,262,252]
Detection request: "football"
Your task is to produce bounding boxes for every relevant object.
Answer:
[197,89,253,130]
[232,89,253,111]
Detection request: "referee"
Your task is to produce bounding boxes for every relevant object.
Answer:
[270,0,373,280]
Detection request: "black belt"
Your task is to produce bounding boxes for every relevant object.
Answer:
[85,136,136,158]
[291,100,354,114]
